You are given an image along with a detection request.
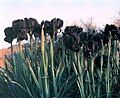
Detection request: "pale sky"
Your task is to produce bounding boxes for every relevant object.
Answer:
[0,0,120,49]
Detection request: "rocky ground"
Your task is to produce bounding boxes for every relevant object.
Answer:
[0,46,18,68]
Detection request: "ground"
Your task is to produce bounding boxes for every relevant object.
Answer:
[0,46,18,68]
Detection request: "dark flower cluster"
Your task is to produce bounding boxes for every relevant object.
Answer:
[79,31,104,57]
[63,26,83,52]
[51,18,63,30]
[24,18,40,38]
[4,17,64,44]
[102,24,120,44]
[42,18,63,39]
[63,24,120,57]
[4,27,17,43]
[42,20,54,38]
[12,19,28,41]
[4,18,39,43]
[32,24,41,38]
[63,25,104,57]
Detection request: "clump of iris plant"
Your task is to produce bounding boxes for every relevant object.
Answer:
[51,18,63,40]
[63,25,104,57]
[12,19,29,52]
[4,18,39,52]
[41,18,63,40]
[24,18,39,49]
[4,17,64,53]
[4,19,29,53]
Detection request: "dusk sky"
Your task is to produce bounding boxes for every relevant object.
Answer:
[0,0,120,49]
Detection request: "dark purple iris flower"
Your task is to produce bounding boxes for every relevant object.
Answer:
[4,27,17,43]
[79,32,90,44]
[65,26,83,36]
[79,31,104,57]
[63,26,83,52]
[12,19,28,41]
[103,24,119,44]
[63,34,80,52]
[32,24,41,38]
[51,18,63,30]
[24,18,39,30]
[39,18,64,40]
[17,29,28,41]
[42,20,54,38]
[91,33,104,51]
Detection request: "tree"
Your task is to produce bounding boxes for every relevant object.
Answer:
[114,12,120,27]
[80,17,97,33]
